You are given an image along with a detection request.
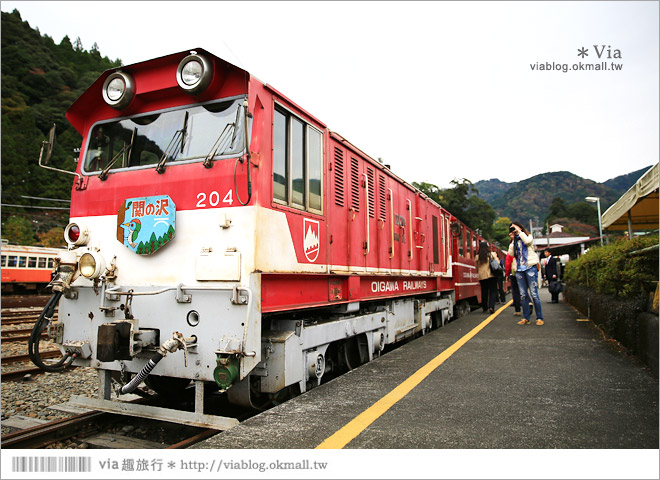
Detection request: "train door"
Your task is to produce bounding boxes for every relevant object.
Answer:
[375,171,390,274]
[364,164,379,272]
[328,143,349,270]
[430,211,446,274]
[347,155,367,272]
[413,194,427,273]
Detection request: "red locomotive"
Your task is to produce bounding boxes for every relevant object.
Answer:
[35,48,504,426]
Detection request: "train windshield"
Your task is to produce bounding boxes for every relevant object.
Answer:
[83,97,246,174]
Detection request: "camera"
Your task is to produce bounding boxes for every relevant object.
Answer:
[509,226,516,233]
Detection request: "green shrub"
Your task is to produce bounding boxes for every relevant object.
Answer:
[564,235,658,298]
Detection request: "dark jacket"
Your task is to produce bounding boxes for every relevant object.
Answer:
[545,255,558,280]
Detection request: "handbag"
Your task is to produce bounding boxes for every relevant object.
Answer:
[549,280,563,294]
[490,258,502,276]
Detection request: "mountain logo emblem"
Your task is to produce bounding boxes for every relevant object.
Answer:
[303,218,320,263]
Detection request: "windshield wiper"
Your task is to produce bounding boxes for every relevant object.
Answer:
[98,128,136,181]
[155,111,189,174]
[202,107,242,169]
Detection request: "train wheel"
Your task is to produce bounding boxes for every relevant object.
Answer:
[341,334,369,371]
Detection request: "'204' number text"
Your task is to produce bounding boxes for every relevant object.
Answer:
[196,190,233,208]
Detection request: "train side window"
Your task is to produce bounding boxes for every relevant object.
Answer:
[458,230,464,257]
[28,257,37,268]
[38,258,47,268]
[8,256,17,267]
[273,109,288,202]
[273,105,323,214]
[307,127,322,212]
[291,117,305,208]
[18,256,27,268]
[47,258,55,268]
[1,255,6,267]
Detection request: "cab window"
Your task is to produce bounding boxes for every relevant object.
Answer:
[273,105,322,214]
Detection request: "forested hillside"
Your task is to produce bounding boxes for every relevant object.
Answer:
[473,167,651,224]
[1,9,121,244]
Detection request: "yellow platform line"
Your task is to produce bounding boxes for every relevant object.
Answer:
[316,300,513,449]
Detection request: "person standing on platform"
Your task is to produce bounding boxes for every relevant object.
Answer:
[543,249,561,303]
[505,250,522,316]
[508,222,544,326]
[476,241,498,314]
[496,256,506,303]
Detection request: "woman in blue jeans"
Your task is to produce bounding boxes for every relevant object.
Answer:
[507,222,544,325]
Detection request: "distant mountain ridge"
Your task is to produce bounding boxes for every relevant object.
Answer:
[473,166,652,223]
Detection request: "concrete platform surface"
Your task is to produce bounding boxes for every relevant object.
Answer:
[195,288,658,449]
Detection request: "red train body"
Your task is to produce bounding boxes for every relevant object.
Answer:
[37,48,506,423]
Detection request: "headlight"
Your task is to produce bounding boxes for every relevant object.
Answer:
[79,251,106,279]
[102,71,135,110]
[176,52,213,95]
[64,222,90,246]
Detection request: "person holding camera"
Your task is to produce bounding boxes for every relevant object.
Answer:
[507,222,544,326]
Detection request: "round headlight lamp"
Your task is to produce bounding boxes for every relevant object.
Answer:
[79,251,106,279]
[64,222,90,246]
[176,52,213,95]
[102,71,135,110]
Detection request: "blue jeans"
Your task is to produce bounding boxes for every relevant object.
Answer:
[516,265,543,321]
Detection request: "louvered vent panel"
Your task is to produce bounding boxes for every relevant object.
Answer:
[334,147,345,207]
[350,157,360,212]
[367,167,375,218]
[379,174,387,220]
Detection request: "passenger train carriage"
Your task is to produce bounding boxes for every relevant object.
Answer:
[1,244,60,293]
[35,48,504,424]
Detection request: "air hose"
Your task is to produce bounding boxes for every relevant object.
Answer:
[28,291,71,372]
[119,352,163,395]
[118,333,188,395]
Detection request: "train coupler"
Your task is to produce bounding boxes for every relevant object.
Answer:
[96,319,159,362]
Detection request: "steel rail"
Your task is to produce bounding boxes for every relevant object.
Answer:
[1,410,108,449]
[166,428,220,449]
[2,350,61,365]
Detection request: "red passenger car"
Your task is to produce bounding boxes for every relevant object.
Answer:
[1,244,60,293]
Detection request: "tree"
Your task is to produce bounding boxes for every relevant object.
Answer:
[548,197,567,218]
[2,215,36,244]
[492,216,513,248]
[1,10,122,236]
[415,178,497,241]
[37,227,65,247]
[412,182,442,204]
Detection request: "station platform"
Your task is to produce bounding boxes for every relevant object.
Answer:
[195,288,658,450]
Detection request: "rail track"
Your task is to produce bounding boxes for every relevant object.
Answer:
[2,408,226,449]
[2,294,66,381]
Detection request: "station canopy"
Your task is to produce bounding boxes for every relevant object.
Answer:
[602,162,659,231]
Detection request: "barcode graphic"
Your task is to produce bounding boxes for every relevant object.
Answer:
[12,456,91,473]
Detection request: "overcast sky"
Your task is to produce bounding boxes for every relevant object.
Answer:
[3,1,658,189]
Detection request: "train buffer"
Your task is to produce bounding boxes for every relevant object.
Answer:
[195,288,658,474]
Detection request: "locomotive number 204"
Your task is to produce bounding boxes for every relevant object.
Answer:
[196,190,234,208]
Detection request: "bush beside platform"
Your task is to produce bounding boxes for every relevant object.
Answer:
[563,236,658,376]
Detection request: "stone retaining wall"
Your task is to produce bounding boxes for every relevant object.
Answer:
[564,285,658,377]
